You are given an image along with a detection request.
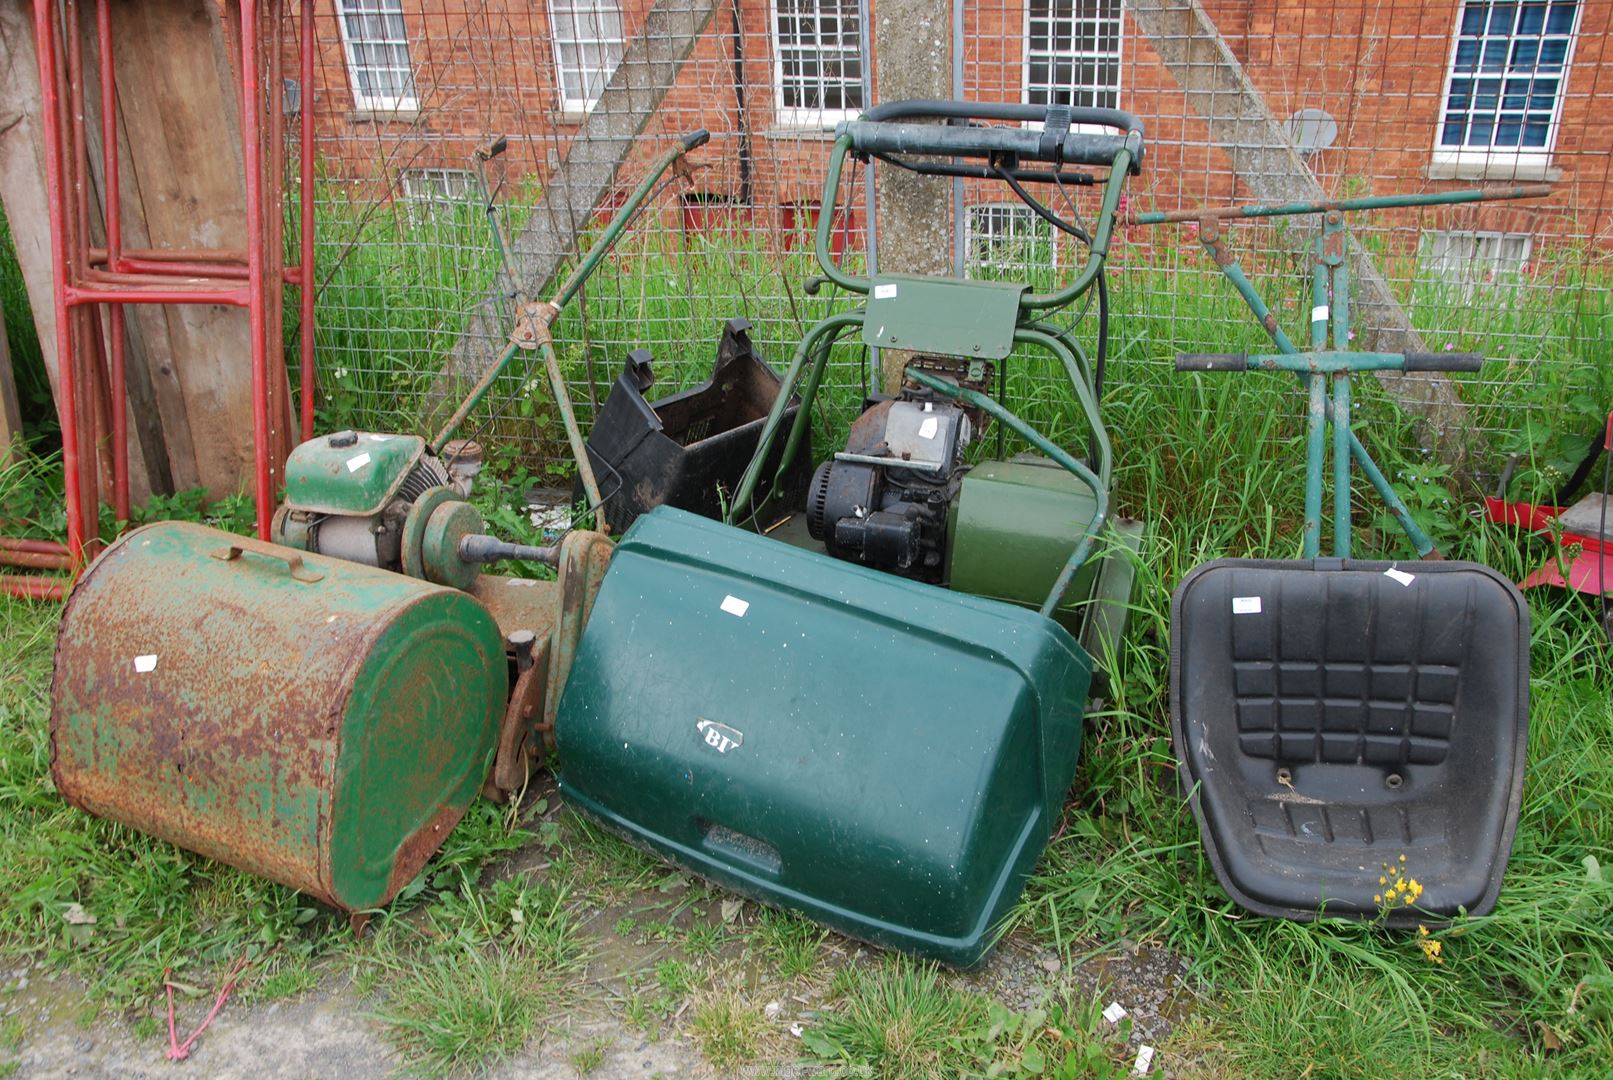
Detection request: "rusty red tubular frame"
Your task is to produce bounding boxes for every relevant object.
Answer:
[0,576,67,601]
[10,0,317,602]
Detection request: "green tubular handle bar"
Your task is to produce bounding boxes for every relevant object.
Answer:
[812,125,1142,317]
[430,129,711,457]
[725,312,864,524]
[1176,351,1486,374]
[905,368,1108,619]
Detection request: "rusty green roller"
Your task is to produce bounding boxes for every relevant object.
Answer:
[49,521,507,912]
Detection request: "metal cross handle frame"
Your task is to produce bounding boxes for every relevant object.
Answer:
[1133,184,1551,560]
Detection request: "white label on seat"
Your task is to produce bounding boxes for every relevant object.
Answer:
[720,594,750,617]
[1232,596,1262,614]
[346,452,371,473]
[874,283,898,299]
[133,654,158,673]
[1384,567,1416,586]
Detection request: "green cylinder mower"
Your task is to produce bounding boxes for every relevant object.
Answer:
[553,101,1148,966]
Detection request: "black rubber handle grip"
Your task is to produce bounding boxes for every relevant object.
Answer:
[859,99,1143,134]
[846,100,1143,172]
[1403,351,1484,372]
[1176,353,1248,371]
[680,129,711,151]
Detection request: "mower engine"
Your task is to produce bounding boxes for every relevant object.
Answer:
[272,430,546,590]
[806,365,987,583]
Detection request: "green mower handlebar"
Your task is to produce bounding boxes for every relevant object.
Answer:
[1176,350,1486,374]
[429,130,707,458]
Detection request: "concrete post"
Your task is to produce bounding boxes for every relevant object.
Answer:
[872,0,951,392]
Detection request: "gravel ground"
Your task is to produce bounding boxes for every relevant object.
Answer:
[4,933,1191,1078]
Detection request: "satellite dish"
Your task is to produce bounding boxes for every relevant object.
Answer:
[1284,108,1338,157]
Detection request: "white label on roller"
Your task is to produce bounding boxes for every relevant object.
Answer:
[1311,304,1329,323]
[874,283,898,299]
[367,433,394,442]
[1133,1045,1156,1075]
[1232,596,1263,615]
[720,594,750,617]
[1384,567,1416,587]
[919,417,939,439]
[133,654,158,673]
[345,452,372,473]
[1103,1002,1129,1024]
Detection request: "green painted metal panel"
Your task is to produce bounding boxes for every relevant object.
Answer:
[861,274,1026,360]
[555,507,1092,966]
[283,432,425,515]
[49,521,505,912]
[948,459,1103,636]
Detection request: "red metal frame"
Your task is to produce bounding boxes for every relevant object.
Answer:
[1484,411,1613,596]
[7,0,318,600]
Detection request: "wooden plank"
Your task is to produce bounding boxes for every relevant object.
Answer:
[0,0,174,498]
[1130,0,1472,460]
[105,0,260,496]
[430,0,722,419]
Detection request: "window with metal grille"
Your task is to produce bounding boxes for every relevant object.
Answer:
[1420,230,1533,293]
[1436,2,1578,165]
[1024,0,1123,112]
[771,0,863,128]
[966,204,1055,276]
[334,0,418,113]
[399,168,476,206]
[549,0,626,113]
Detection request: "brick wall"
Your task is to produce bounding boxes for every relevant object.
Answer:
[295,0,1609,250]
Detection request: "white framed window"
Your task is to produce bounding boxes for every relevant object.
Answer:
[1023,0,1124,113]
[771,0,863,129]
[1420,230,1533,293]
[399,168,476,206]
[549,0,626,114]
[334,0,418,113]
[1433,2,1579,177]
[966,204,1055,276]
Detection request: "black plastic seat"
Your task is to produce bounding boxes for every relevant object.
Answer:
[1171,558,1529,924]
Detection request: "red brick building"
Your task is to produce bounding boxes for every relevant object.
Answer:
[302,0,1607,269]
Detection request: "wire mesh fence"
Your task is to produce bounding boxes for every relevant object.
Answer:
[287,0,1613,481]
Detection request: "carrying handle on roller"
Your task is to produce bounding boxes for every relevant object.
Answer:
[211,539,325,583]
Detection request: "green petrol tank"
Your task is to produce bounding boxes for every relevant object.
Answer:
[49,522,505,912]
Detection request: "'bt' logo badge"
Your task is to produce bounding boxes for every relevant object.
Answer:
[696,718,744,754]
